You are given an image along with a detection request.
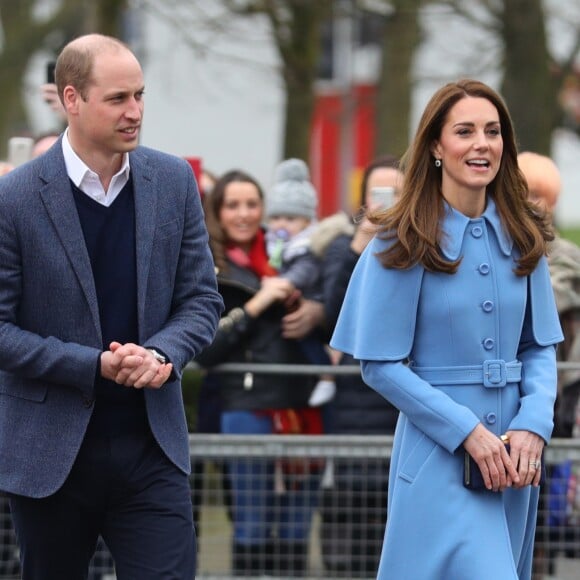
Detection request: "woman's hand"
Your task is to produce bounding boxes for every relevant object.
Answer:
[463,423,520,492]
[504,430,545,488]
[281,298,325,339]
[350,217,378,255]
[244,276,294,318]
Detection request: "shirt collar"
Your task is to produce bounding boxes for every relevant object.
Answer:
[440,197,514,260]
[61,128,130,189]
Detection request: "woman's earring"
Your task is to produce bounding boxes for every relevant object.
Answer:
[435,159,442,168]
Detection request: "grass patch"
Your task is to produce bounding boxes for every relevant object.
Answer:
[560,228,580,246]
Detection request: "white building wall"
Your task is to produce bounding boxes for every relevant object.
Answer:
[137,1,285,190]
[23,0,580,224]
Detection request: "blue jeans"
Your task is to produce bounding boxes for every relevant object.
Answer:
[221,410,320,546]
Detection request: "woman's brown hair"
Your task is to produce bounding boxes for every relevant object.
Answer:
[373,78,552,276]
[203,169,264,274]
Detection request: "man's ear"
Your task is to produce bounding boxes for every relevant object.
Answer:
[62,85,79,114]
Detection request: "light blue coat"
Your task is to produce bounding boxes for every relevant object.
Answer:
[331,199,563,579]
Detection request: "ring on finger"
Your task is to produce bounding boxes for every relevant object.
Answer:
[529,460,540,469]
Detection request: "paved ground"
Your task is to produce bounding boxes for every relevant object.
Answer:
[198,504,580,579]
[544,557,580,580]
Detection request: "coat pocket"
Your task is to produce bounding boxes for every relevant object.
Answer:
[398,431,437,483]
[156,218,181,241]
[0,375,47,402]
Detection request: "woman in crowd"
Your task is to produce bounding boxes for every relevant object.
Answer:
[195,169,321,577]
[331,79,563,579]
[316,154,403,577]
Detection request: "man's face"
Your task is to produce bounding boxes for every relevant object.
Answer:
[66,48,144,159]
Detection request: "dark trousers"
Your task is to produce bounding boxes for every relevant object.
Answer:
[9,430,196,580]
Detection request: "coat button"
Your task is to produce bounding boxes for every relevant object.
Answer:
[83,397,94,408]
[478,263,490,275]
[485,412,497,424]
[471,225,483,238]
[483,338,495,350]
[482,300,494,312]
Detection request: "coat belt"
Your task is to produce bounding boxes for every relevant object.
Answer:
[410,359,522,388]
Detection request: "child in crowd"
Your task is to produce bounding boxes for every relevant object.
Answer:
[265,158,335,407]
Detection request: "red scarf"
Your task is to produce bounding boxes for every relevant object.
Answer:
[226,229,278,278]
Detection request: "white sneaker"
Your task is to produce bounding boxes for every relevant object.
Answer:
[308,379,336,406]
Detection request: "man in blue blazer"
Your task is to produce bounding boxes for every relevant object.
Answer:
[0,34,223,579]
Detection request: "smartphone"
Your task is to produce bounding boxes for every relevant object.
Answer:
[46,61,56,84]
[370,186,396,210]
[8,137,34,167]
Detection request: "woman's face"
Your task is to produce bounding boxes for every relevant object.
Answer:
[219,180,263,250]
[432,96,503,208]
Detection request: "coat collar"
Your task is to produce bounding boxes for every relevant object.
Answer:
[440,197,514,260]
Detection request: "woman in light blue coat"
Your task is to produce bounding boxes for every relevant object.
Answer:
[331,79,563,580]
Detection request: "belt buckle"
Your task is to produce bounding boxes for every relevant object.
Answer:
[483,359,507,388]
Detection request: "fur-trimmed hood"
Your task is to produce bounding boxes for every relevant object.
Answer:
[309,212,355,258]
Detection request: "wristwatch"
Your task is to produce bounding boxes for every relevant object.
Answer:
[146,348,166,364]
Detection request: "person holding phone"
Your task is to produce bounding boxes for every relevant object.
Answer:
[40,61,67,123]
[316,154,404,576]
[331,79,562,579]
[369,185,396,210]
[0,33,223,579]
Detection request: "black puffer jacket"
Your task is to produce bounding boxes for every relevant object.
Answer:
[322,233,399,435]
[195,259,315,411]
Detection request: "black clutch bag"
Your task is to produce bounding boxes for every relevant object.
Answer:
[463,445,545,490]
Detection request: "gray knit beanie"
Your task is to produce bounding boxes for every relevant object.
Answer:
[266,158,318,219]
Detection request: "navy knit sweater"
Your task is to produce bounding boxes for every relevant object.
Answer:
[72,177,148,435]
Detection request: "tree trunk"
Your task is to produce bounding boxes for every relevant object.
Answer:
[269,1,333,160]
[0,0,127,159]
[500,0,557,154]
[95,0,129,37]
[375,0,422,159]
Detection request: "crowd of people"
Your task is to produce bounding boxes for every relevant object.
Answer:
[0,32,579,580]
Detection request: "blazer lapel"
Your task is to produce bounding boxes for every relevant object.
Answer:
[39,159,102,341]
[130,150,156,338]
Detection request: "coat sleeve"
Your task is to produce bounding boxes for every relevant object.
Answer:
[361,360,481,452]
[329,235,423,360]
[140,157,224,377]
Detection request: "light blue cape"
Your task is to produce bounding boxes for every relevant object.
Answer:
[330,200,563,360]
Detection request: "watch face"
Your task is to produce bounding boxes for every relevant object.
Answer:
[148,349,166,364]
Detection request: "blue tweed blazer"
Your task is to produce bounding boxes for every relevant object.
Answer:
[0,139,223,498]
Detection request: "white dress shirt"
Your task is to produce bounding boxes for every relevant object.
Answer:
[62,129,130,207]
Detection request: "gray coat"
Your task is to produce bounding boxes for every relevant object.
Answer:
[0,139,223,498]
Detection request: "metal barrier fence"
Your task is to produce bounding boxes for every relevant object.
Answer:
[1,362,580,579]
[191,435,580,580]
[4,436,574,579]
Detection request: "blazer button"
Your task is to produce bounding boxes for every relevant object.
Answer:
[83,397,94,408]
[482,300,494,312]
[485,412,497,425]
[478,263,490,275]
